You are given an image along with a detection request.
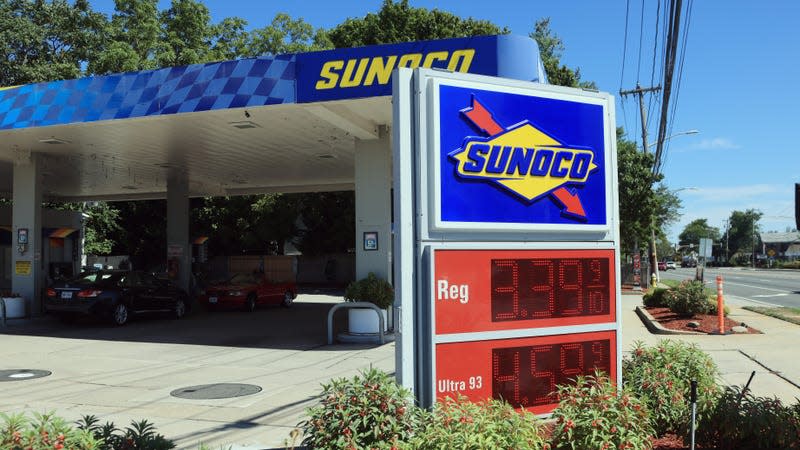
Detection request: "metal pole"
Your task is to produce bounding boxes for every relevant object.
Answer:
[690,379,697,450]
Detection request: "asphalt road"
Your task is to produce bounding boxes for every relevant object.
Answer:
[659,267,800,308]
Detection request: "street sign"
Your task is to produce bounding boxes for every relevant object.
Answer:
[393,68,620,414]
[699,238,713,259]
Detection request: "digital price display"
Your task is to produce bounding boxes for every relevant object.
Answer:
[435,331,616,414]
[434,249,616,334]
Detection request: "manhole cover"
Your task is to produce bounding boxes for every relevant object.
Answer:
[170,383,262,400]
[0,369,51,381]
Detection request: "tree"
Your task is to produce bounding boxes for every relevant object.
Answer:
[531,18,596,89]
[295,192,355,255]
[156,0,216,67]
[90,0,160,74]
[247,13,331,57]
[616,128,661,254]
[0,0,106,85]
[327,0,506,48]
[724,209,763,264]
[678,219,721,249]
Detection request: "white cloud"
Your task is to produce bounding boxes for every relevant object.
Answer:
[688,184,781,201]
[690,138,741,150]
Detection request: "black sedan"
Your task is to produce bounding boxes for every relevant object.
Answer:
[45,270,190,326]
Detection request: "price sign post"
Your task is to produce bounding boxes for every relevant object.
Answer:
[392,68,620,414]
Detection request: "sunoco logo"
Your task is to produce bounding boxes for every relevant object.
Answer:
[448,96,598,220]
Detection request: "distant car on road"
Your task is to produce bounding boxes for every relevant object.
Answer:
[658,261,667,271]
[681,257,697,268]
[45,270,190,325]
[666,261,677,270]
[198,272,297,312]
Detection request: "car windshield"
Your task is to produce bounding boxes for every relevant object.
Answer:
[67,270,123,287]
[226,273,259,285]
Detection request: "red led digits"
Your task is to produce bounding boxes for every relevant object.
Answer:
[491,339,611,409]
[492,260,520,320]
[492,347,521,404]
[491,257,610,322]
[558,259,583,316]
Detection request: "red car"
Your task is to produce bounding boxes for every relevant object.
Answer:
[199,272,297,312]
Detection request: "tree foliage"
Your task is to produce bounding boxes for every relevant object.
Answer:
[616,128,662,253]
[531,18,595,89]
[327,0,506,48]
[679,219,721,247]
[724,209,762,263]
[0,0,106,85]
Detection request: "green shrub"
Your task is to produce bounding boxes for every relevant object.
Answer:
[666,280,711,316]
[344,273,394,309]
[550,372,654,450]
[696,385,800,449]
[0,411,100,450]
[300,367,418,449]
[707,300,729,317]
[642,287,670,307]
[76,416,175,450]
[404,395,548,450]
[622,340,720,437]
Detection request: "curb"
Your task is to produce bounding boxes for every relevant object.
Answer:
[634,306,705,335]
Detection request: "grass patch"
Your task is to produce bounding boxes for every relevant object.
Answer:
[743,306,800,326]
[661,279,681,289]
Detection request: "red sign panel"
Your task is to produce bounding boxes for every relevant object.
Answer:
[435,330,616,414]
[434,249,616,334]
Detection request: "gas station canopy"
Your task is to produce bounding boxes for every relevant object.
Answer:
[0,35,545,201]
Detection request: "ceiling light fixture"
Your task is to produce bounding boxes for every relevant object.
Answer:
[39,137,71,145]
[228,120,260,129]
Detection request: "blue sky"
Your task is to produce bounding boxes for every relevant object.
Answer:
[90,0,800,242]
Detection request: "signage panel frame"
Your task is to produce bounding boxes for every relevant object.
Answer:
[417,72,617,236]
[393,68,622,413]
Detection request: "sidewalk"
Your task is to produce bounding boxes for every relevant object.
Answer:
[621,291,800,403]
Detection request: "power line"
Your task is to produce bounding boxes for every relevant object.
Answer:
[663,0,694,173]
[637,0,645,82]
[652,0,684,176]
[619,0,631,92]
[646,0,662,131]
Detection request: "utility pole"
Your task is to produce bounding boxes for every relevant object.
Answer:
[620,84,662,283]
[620,84,661,154]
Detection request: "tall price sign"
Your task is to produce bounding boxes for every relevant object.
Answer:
[392,68,620,414]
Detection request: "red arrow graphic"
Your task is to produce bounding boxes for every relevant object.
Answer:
[462,96,504,135]
[551,187,586,218]
[459,96,586,219]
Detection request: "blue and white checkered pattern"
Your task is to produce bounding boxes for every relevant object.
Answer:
[0,54,296,130]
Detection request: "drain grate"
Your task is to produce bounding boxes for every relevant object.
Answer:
[0,369,52,382]
[170,383,262,400]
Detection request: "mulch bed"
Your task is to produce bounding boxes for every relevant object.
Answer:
[644,307,762,334]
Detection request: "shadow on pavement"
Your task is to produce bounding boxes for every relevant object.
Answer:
[0,288,359,351]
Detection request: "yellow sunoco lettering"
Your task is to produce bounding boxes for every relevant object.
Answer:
[340,58,370,88]
[398,53,423,69]
[422,51,448,68]
[316,60,343,90]
[315,49,477,90]
[447,49,475,72]
[364,55,398,86]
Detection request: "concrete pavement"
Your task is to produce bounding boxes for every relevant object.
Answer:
[0,290,798,449]
[620,291,800,403]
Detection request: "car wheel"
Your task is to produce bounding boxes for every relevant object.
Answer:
[281,291,294,308]
[244,294,256,312]
[174,298,187,319]
[111,303,129,326]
